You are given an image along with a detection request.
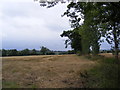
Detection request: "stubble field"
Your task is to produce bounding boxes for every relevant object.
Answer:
[2,54,96,88]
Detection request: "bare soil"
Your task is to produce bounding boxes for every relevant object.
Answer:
[2,54,96,88]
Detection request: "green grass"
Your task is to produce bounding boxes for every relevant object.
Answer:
[85,55,105,61]
[30,84,37,88]
[2,81,20,88]
[80,56,119,88]
[3,81,38,88]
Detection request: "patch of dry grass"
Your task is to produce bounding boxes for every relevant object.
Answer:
[2,54,95,88]
[100,53,120,58]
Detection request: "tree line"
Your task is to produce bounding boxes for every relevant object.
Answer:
[1,46,53,56]
[60,2,120,62]
[1,46,75,57]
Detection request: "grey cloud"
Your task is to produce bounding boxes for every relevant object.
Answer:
[1,1,71,51]
[1,1,111,51]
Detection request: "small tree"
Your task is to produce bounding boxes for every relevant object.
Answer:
[40,46,51,55]
[21,49,30,56]
[2,49,7,56]
[31,49,37,55]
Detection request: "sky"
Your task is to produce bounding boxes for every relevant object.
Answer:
[0,0,111,51]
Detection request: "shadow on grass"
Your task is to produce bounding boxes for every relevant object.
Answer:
[80,56,119,88]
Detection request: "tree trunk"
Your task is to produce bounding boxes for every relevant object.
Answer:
[113,24,119,63]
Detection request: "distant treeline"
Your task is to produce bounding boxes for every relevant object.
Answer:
[100,50,115,53]
[0,46,75,57]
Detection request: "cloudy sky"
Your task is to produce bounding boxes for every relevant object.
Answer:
[0,0,111,51]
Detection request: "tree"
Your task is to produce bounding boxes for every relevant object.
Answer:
[63,2,120,59]
[35,1,101,55]
[34,0,66,8]
[61,28,82,54]
[6,49,18,56]
[20,49,30,56]
[40,46,51,55]
[0,49,2,56]
[62,2,101,55]
[2,49,7,56]
[36,1,120,60]
[96,2,120,62]
[31,49,37,55]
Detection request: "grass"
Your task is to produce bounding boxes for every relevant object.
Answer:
[85,55,105,61]
[2,81,20,88]
[81,55,119,88]
[2,81,38,88]
[3,54,117,88]
[30,84,37,88]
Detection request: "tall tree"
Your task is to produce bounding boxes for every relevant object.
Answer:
[36,1,120,60]
[63,2,120,59]
[96,2,120,61]
[63,2,101,55]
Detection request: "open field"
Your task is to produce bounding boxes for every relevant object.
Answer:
[100,53,120,58]
[2,54,96,88]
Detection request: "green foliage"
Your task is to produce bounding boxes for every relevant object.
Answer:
[37,0,120,59]
[2,49,18,56]
[62,2,101,55]
[67,50,75,54]
[96,2,120,60]
[0,49,2,56]
[61,29,82,53]
[62,2,120,60]
[2,49,7,56]
[1,47,73,56]
[7,49,18,56]
[40,46,53,55]
[30,49,37,55]
[20,49,30,56]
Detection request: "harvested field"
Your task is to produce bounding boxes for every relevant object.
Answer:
[100,53,120,58]
[2,54,96,88]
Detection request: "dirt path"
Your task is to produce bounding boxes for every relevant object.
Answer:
[2,55,95,88]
